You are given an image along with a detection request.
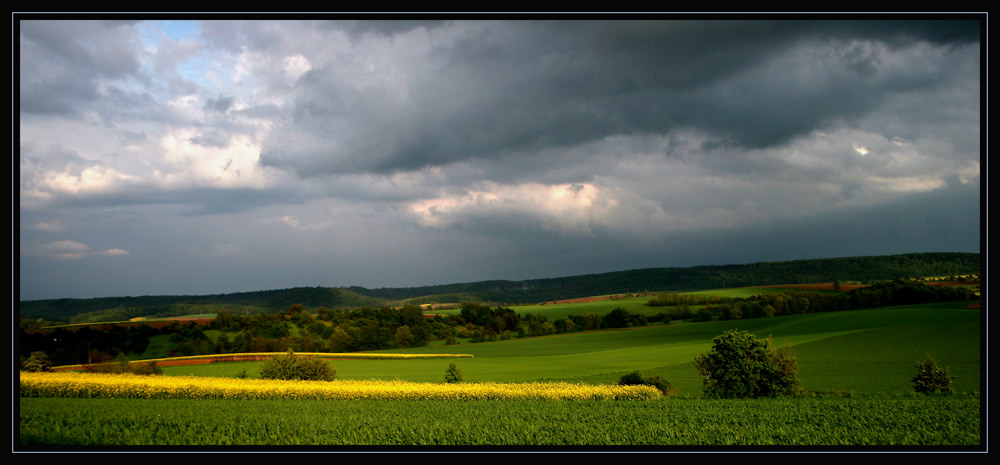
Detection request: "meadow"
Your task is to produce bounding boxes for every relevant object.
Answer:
[18,298,983,448]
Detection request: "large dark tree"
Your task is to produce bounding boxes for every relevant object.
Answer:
[693,330,801,398]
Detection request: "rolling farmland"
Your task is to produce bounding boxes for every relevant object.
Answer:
[19,297,982,448]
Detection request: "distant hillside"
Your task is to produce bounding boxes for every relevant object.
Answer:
[353,252,981,303]
[18,287,387,324]
[19,252,980,323]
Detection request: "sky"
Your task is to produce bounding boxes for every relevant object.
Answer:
[16,16,983,301]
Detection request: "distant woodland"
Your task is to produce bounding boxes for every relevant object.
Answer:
[19,252,980,324]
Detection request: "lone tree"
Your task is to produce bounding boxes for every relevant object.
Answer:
[21,351,52,372]
[912,354,954,395]
[444,362,463,383]
[692,329,800,398]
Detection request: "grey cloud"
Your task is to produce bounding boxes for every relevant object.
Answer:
[19,20,144,117]
[256,19,980,178]
[204,95,234,113]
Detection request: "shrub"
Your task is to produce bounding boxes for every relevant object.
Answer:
[259,349,336,381]
[692,329,800,398]
[643,375,672,395]
[617,371,671,395]
[617,371,646,386]
[444,362,463,383]
[912,355,954,395]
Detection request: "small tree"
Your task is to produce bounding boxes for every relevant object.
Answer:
[21,351,52,372]
[444,362,463,383]
[692,329,800,398]
[912,355,954,395]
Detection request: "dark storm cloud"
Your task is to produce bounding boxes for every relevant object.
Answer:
[17,17,981,301]
[256,19,980,178]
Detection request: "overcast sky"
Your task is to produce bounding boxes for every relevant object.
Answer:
[17,16,982,301]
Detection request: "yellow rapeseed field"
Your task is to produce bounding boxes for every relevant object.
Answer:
[19,371,662,401]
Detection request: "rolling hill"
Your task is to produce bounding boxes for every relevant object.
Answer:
[18,252,980,324]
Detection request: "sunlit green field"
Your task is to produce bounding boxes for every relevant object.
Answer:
[162,301,981,395]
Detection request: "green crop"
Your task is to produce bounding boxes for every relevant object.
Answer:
[19,396,980,447]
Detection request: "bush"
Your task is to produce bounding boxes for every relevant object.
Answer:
[912,355,954,395]
[444,362,463,383]
[617,371,646,386]
[643,375,672,395]
[259,349,336,381]
[692,329,800,398]
[617,371,671,395]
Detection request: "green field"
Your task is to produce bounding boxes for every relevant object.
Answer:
[161,301,981,395]
[19,396,980,447]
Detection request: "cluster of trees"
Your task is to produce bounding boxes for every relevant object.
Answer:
[208,304,435,354]
[453,302,657,343]
[647,280,976,324]
[19,323,163,367]
[20,299,667,366]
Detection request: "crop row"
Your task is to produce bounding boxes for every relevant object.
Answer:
[19,371,661,401]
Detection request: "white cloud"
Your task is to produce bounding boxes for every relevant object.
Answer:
[28,240,129,260]
[99,248,131,256]
[866,176,947,193]
[25,165,139,204]
[283,54,312,86]
[280,215,335,231]
[409,181,682,237]
[156,130,278,189]
[32,221,65,232]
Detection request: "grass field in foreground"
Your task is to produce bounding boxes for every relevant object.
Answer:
[160,301,981,396]
[19,396,981,447]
